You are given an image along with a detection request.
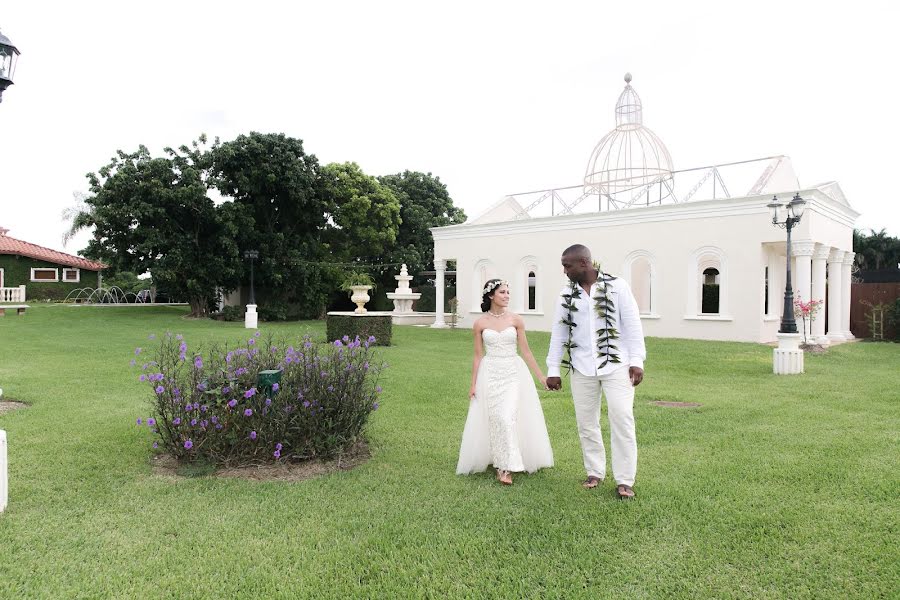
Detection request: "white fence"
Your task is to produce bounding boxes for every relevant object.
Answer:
[1,286,25,303]
[1,430,7,513]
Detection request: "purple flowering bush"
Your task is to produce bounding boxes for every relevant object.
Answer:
[134,332,384,465]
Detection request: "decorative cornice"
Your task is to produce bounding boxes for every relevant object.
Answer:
[842,252,856,266]
[792,241,816,257]
[813,245,832,260]
[432,188,858,241]
[828,249,846,263]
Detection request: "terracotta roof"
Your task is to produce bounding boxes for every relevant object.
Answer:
[0,232,106,271]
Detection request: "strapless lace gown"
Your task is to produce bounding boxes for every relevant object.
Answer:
[456,326,554,474]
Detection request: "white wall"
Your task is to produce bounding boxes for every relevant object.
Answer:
[434,187,857,343]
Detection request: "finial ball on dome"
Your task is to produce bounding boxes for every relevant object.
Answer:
[624,72,632,83]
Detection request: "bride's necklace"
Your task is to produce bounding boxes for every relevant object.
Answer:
[488,308,507,318]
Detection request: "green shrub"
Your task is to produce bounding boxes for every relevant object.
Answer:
[135,332,385,465]
[326,314,392,346]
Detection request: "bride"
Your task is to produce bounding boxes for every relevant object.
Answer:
[456,278,554,484]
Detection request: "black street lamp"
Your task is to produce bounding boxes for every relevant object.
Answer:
[767,193,807,334]
[243,250,259,305]
[0,29,20,103]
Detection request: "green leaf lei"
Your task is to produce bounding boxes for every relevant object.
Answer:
[560,265,621,374]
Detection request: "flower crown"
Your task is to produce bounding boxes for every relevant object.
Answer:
[482,280,508,296]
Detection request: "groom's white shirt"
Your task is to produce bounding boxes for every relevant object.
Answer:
[547,276,646,378]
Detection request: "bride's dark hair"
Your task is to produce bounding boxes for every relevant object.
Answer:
[480,279,504,312]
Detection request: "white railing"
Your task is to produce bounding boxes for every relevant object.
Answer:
[509,156,790,220]
[1,286,26,303]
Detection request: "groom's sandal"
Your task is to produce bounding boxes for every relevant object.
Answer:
[582,476,602,489]
[616,484,635,500]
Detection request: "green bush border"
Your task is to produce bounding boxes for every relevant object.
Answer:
[326,314,392,346]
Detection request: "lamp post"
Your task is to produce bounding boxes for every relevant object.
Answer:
[0,29,20,103]
[767,193,807,333]
[243,250,259,329]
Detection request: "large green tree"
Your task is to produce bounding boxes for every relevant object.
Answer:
[70,140,240,317]
[321,162,402,264]
[210,132,333,317]
[854,228,900,271]
[378,171,466,277]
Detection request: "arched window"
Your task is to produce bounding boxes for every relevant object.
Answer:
[623,250,656,316]
[471,259,496,312]
[702,267,720,313]
[517,256,541,313]
[527,271,537,311]
[690,247,728,317]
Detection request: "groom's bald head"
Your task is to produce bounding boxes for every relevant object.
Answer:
[562,244,592,262]
[561,244,594,284]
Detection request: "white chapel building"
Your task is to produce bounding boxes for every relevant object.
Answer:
[430,74,858,344]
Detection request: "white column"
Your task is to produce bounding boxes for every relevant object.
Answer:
[1,429,7,513]
[827,249,845,342]
[792,241,814,302]
[842,252,856,339]
[811,245,830,344]
[431,259,447,328]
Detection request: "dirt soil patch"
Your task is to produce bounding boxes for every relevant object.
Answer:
[0,401,28,415]
[150,440,371,482]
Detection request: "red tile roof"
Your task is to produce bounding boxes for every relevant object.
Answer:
[0,231,106,271]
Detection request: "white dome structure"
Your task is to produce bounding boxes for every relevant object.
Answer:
[584,73,675,208]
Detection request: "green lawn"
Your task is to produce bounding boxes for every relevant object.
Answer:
[0,305,897,599]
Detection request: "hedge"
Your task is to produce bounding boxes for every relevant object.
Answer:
[326,314,392,346]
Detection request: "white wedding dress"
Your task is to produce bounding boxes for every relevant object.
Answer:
[456,326,554,474]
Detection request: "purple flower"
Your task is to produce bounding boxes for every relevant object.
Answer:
[334,340,343,347]
[342,335,350,343]
[129,359,136,367]
[136,418,143,425]
[184,440,193,450]
[176,334,183,341]
[148,333,156,340]
[190,419,198,426]
[367,335,376,343]
[147,417,156,426]
[272,383,279,392]
[228,399,238,408]
[152,442,158,449]
[196,382,207,391]
[248,338,256,346]
[275,443,283,451]
[363,362,369,371]
[265,398,272,406]
[155,385,165,394]
[222,387,231,394]
[302,400,310,408]
[139,374,147,382]
[192,402,199,410]
[210,415,218,424]
[273,450,281,459]
[320,371,328,378]
[173,417,182,425]
[249,431,257,440]
[373,402,379,410]
[215,423,223,430]
[226,352,233,363]
[200,420,208,428]
[194,356,203,369]
[327,385,334,392]
[200,405,208,412]
[244,408,253,417]
[304,341,312,349]
[135,347,142,355]
[185,404,193,412]
[376,386,382,393]
[244,388,257,398]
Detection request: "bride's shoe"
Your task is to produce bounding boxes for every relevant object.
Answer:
[496,469,513,485]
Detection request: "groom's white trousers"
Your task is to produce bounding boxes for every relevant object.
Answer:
[571,367,637,486]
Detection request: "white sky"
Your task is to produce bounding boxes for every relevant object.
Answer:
[2,0,899,256]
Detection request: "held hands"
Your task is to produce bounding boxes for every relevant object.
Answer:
[539,375,548,390]
[545,376,562,391]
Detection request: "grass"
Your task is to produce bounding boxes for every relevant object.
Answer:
[0,305,897,599]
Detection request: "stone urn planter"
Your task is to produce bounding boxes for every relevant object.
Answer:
[350,285,372,314]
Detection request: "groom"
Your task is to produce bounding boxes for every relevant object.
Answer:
[545,244,646,500]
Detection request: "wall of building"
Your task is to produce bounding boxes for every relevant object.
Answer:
[434,189,856,343]
[0,255,100,301]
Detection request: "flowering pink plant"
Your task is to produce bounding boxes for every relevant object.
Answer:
[793,296,824,344]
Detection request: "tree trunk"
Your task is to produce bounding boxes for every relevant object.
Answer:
[189,297,208,318]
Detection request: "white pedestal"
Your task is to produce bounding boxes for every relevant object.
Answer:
[774,333,804,375]
[244,304,258,329]
[1,430,8,513]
